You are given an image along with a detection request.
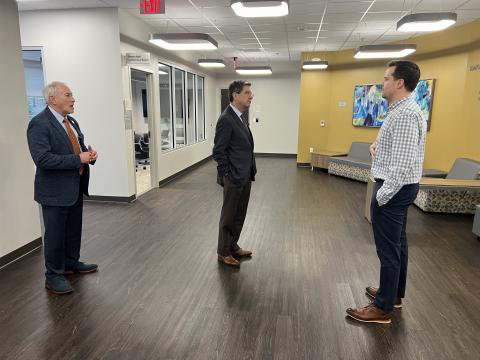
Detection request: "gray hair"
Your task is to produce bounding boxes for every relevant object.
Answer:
[43,81,67,102]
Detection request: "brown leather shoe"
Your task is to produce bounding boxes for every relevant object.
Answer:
[231,248,252,258]
[217,255,240,268]
[346,303,392,324]
[366,286,402,308]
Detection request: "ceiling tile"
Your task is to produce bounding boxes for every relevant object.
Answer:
[414,0,470,11]
[290,3,328,16]
[200,6,236,18]
[459,2,480,10]
[369,1,409,12]
[326,1,372,13]
[16,0,480,71]
[322,22,358,31]
[325,12,364,22]
[455,9,480,19]
[362,11,406,22]
[284,15,328,24]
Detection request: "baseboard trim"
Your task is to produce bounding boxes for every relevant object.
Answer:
[84,194,136,203]
[255,153,297,158]
[0,237,43,270]
[159,155,212,187]
[297,162,311,168]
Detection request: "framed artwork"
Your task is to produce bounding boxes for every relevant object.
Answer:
[352,79,435,130]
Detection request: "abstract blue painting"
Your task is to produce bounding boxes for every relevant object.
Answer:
[352,79,435,130]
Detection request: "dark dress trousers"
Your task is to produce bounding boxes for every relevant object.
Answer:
[27,107,93,279]
[371,179,419,313]
[213,106,257,256]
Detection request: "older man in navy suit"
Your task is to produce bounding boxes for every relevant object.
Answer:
[213,80,256,268]
[27,81,98,295]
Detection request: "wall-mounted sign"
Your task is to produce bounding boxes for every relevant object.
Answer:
[469,64,480,72]
[125,53,151,66]
[124,110,132,130]
[140,0,165,14]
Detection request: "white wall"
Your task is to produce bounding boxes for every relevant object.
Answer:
[118,10,217,186]
[0,0,41,258]
[19,8,130,197]
[216,75,300,154]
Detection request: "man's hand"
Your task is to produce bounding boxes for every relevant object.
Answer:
[79,152,92,164]
[88,145,98,162]
[369,143,376,159]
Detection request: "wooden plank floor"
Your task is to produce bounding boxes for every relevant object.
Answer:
[1,158,479,360]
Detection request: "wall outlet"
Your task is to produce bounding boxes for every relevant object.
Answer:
[309,147,314,153]
[339,101,347,107]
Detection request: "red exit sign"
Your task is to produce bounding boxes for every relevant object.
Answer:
[140,0,165,14]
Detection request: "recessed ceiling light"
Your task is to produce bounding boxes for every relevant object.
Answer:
[302,60,329,70]
[236,66,273,75]
[397,12,457,32]
[149,33,218,50]
[198,59,226,68]
[354,44,417,59]
[231,0,289,18]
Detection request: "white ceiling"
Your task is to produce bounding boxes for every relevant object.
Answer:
[17,0,480,67]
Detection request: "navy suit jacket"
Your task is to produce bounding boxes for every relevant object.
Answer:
[27,107,92,206]
[212,105,256,186]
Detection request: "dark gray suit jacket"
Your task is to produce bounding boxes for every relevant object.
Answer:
[27,107,92,206]
[213,105,256,186]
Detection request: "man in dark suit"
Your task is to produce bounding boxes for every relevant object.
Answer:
[27,81,98,295]
[213,80,256,268]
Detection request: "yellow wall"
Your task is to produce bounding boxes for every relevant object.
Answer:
[297,71,331,155]
[465,48,480,161]
[298,21,480,171]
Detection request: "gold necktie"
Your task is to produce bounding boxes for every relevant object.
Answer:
[63,116,84,175]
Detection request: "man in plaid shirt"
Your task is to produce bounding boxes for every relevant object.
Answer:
[347,60,427,324]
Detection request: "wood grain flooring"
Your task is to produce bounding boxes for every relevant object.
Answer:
[0,158,479,360]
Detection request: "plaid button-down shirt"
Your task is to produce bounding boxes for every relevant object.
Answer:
[371,94,427,206]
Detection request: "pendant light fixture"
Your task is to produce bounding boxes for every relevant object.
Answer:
[397,12,457,32]
[354,44,417,59]
[149,33,218,50]
[230,0,289,18]
[197,59,226,68]
[302,59,329,70]
[235,66,273,75]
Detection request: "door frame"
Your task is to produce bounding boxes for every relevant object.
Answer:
[128,66,157,195]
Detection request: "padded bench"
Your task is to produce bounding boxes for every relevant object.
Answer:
[328,142,372,182]
[328,141,449,184]
[422,169,448,178]
[473,205,480,239]
[414,158,480,214]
